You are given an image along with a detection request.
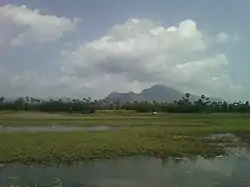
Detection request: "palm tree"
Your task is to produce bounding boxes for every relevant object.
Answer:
[87,97,91,102]
[0,96,5,111]
[15,97,25,111]
[185,93,191,99]
[245,101,249,106]
[205,97,211,104]
[25,96,30,103]
[0,96,5,103]
[24,96,30,111]
[30,97,34,104]
[115,100,121,109]
[201,95,205,101]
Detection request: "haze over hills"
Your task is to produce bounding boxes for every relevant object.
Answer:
[1,85,222,103]
[104,85,222,103]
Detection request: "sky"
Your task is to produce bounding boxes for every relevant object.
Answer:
[0,0,250,101]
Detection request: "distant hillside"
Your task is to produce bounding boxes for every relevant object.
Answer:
[141,85,184,102]
[105,92,145,102]
[104,85,221,103]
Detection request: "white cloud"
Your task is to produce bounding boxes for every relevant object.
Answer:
[171,54,228,83]
[216,32,231,43]
[0,67,48,90]
[61,18,209,78]
[0,13,244,100]
[215,32,239,43]
[0,4,79,45]
[59,18,242,99]
[0,67,95,97]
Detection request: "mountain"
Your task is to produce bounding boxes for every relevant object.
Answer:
[105,92,145,102]
[141,85,185,102]
[104,85,221,103]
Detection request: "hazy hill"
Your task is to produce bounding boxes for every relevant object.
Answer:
[141,85,184,102]
[104,85,221,103]
[105,92,145,102]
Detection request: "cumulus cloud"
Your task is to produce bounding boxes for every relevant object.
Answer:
[61,19,209,80]
[59,18,242,99]
[0,67,48,94]
[215,32,231,43]
[0,4,79,45]
[0,66,96,97]
[215,32,240,44]
[0,6,244,100]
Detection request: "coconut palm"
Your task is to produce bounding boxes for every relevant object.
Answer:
[0,96,5,110]
[185,93,191,99]
[201,95,205,101]
[0,96,5,103]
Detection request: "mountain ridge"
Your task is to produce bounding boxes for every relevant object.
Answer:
[104,84,222,103]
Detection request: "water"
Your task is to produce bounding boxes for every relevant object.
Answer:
[209,133,239,140]
[0,126,121,133]
[206,133,240,144]
[1,150,250,187]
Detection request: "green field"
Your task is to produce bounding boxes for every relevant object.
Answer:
[0,111,250,165]
[1,111,250,127]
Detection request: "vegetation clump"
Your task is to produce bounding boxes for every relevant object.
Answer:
[0,93,250,165]
[0,112,249,165]
[0,94,249,114]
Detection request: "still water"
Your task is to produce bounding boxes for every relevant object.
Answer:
[1,150,250,187]
[0,126,121,133]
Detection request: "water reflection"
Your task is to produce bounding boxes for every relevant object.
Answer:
[0,150,250,187]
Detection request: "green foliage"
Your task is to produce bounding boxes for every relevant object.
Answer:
[0,94,250,114]
[0,127,235,164]
[0,113,250,164]
[0,97,96,114]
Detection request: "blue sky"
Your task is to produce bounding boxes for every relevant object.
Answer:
[0,0,249,100]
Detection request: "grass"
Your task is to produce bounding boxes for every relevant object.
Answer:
[0,128,230,165]
[1,111,250,127]
[0,111,250,165]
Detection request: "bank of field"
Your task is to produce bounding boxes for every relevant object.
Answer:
[0,112,250,164]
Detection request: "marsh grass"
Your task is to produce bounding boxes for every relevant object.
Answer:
[0,112,250,165]
[0,127,244,165]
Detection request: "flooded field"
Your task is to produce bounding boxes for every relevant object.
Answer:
[0,126,122,133]
[0,113,250,186]
[1,149,250,187]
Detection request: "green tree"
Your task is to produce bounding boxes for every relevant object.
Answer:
[14,97,25,111]
[201,95,205,101]
[0,96,5,110]
[185,93,191,100]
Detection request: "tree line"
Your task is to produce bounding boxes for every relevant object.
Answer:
[0,96,96,114]
[0,94,249,114]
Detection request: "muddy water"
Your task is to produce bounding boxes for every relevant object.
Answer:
[0,126,122,133]
[0,150,250,187]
